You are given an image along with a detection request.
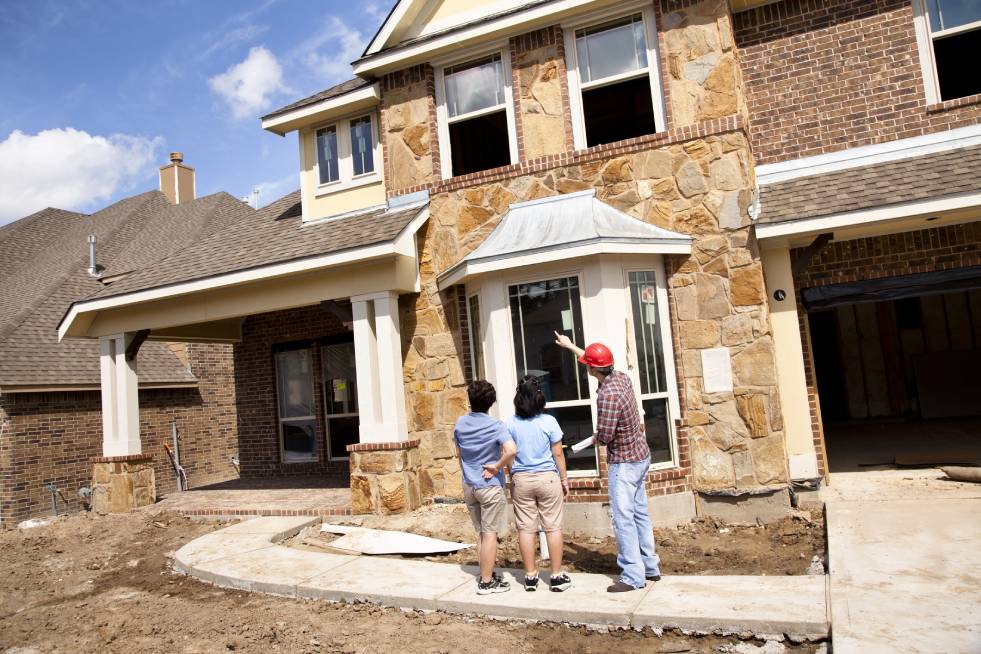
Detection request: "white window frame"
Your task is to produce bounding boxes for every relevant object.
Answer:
[311,110,383,196]
[912,0,981,105]
[466,293,486,380]
[320,341,359,462]
[274,347,319,464]
[623,261,681,471]
[433,44,519,180]
[562,2,667,151]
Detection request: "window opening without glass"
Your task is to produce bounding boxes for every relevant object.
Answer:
[467,294,485,380]
[322,341,359,460]
[923,0,981,101]
[275,347,318,462]
[574,14,657,147]
[509,276,597,473]
[443,54,512,176]
[315,126,339,185]
[628,270,673,465]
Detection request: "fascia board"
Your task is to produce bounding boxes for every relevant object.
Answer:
[755,190,981,240]
[261,84,381,136]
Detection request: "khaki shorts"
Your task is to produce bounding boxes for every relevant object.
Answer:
[464,484,508,534]
[511,470,564,534]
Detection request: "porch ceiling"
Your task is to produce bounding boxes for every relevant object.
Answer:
[437,189,692,289]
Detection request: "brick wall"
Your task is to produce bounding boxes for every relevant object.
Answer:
[0,343,239,527]
[734,0,981,165]
[793,222,981,474]
[233,304,350,480]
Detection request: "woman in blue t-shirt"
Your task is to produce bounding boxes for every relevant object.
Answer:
[505,375,571,592]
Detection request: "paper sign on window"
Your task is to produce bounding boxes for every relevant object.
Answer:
[561,309,573,331]
[332,378,349,403]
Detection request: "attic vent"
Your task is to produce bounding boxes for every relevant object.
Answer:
[86,235,104,279]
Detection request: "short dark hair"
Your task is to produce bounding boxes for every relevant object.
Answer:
[467,380,497,414]
[593,365,614,376]
[513,374,546,419]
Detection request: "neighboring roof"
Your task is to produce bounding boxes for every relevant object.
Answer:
[758,144,981,225]
[438,190,691,288]
[0,191,254,388]
[83,191,426,302]
[262,77,372,121]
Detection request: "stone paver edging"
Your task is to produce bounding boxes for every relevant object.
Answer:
[173,517,829,639]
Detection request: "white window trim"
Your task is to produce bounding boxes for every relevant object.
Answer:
[912,0,981,105]
[623,261,682,472]
[310,110,383,195]
[275,348,319,464]
[466,293,485,380]
[434,45,519,180]
[562,2,667,151]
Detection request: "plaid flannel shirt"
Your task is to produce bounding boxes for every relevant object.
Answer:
[594,370,650,464]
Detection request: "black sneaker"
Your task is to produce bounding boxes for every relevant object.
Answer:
[477,577,510,595]
[646,574,662,582]
[523,574,540,592]
[549,572,572,592]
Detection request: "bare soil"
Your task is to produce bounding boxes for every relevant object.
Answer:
[0,509,823,654]
[298,504,827,576]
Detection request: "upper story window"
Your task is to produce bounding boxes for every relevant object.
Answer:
[436,51,518,178]
[914,0,981,103]
[564,8,665,149]
[313,112,380,190]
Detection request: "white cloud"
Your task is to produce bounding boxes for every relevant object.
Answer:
[0,128,162,224]
[208,46,287,120]
[293,17,366,83]
[198,23,269,61]
[365,3,390,22]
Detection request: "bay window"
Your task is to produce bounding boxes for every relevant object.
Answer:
[565,8,665,149]
[467,294,486,380]
[275,346,318,463]
[436,51,518,178]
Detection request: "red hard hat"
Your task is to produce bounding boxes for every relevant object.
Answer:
[578,342,614,367]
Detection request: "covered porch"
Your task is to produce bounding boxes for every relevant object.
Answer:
[58,192,430,516]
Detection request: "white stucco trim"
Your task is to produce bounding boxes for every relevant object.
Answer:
[58,205,430,341]
[756,124,981,185]
[755,190,981,240]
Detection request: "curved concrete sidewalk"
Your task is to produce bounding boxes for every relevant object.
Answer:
[173,516,829,638]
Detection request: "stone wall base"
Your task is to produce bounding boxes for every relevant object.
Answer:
[695,487,791,524]
[347,440,422,515]
[91,454,156,514]
[563,491,698,537]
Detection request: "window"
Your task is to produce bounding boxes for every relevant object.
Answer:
[321,341,359,460]
[627,271,675,465]
[437,52,517,178]
[275,347,318,462]
[467,294,485,380]
[917,0,981,102]
[509,276,597,474]
[566,10,664,149]
[312,113,379,189]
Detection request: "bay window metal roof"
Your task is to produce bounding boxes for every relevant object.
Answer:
[437,189,692,289]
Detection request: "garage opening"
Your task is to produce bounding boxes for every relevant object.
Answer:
[805,276,981,472]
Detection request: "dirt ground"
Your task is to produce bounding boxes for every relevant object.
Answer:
[0,509,824,654]
[298,504,827,576]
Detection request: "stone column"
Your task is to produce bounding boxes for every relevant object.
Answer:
[761,246,820,480]
[90,454,156,514]
[347,440,422,515]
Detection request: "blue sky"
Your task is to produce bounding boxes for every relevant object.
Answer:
[0,0,391,224]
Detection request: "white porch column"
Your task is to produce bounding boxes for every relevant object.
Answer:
[761,246,820,479]
[98,333,142,457]
[351,292,408,443]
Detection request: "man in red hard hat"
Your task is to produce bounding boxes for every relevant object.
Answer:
[554,331,661,593]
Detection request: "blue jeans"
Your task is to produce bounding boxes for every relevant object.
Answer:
[608,457,660,588]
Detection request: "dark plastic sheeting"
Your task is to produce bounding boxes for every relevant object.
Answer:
[801,265,981,310]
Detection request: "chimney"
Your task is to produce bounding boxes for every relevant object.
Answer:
[159,151,196,204]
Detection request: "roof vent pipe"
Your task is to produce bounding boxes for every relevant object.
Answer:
[86,234,101,278]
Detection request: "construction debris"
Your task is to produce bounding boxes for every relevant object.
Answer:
[320,524,472,555]
[941,466,981,483]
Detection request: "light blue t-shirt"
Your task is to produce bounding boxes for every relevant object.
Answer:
[453,412,514,488]
[506,413,564,474]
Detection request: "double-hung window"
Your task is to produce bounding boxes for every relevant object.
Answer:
[314,112,380,188]
[565,8,664,149]
[275,346,318,463]
[437,51,518,178]
[321,340,359,460]
[508,276,597,474]
[915,0,981,102]
[467,294,486,381]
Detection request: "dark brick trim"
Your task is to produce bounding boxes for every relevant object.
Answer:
[346,439,421,453]
[927,93,981,114]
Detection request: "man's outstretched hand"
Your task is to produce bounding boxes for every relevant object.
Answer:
[554,330,574,350]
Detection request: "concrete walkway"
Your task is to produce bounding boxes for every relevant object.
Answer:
[173,516,829,639]
[824,471,981,653]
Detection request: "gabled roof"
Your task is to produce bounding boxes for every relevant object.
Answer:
[0,191,254,389]
[261,77,373,121]
[437,190,691,288]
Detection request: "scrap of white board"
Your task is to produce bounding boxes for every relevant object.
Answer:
[321,524,473,555]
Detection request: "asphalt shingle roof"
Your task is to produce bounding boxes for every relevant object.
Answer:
[0,191,254,388]
[262,78,373,121]
[86,191,424,301]
[759,144,981,225]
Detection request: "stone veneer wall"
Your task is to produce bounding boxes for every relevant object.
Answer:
[348,440,422,515]
[91,454,156,514]
[380,64,440,194]
[0,344,239,527]
[510,26,573,160]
